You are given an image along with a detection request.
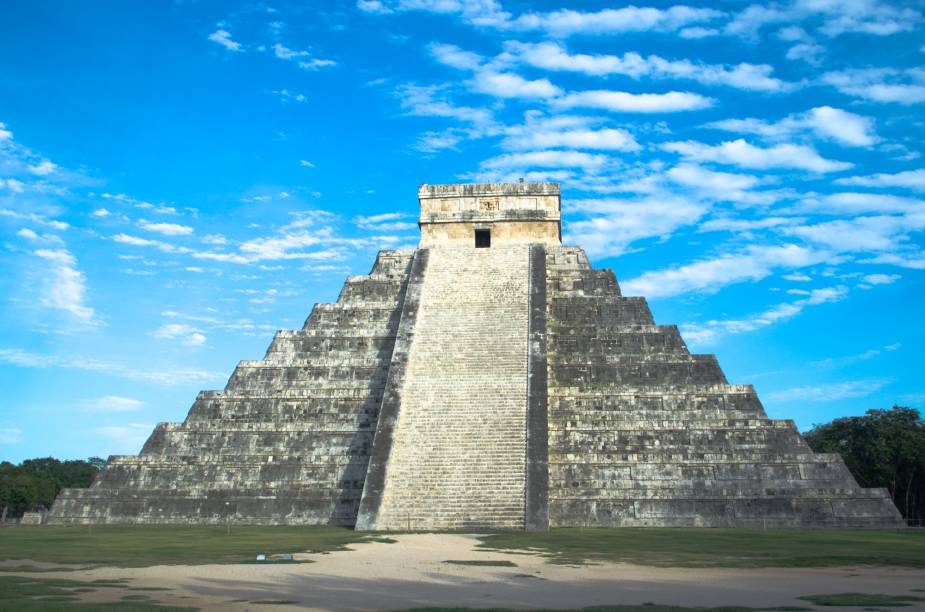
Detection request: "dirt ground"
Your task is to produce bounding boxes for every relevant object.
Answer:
[6,533,925,611]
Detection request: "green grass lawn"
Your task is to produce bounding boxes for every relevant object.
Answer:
[477,528,925,568]
[0,525,386,568]
[2,526,924,570]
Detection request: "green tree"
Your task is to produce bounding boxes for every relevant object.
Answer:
[0,457,102,518]
[804,406,925,521]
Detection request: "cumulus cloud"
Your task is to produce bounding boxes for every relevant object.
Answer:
[429,42,483,70]
[354,212,417,232]
[471,71,562,99]
[783,215,922,252]
[396,84,496,129]
[767,378,893,403]
[138,220,194,236]
[501,114,639,152]
[555,90,714,113]
[80,396,144,412]
[835,170,925,191]
[479,150,609,171]
[152,323,207,347]
[706,106,878,147]
[208,29,243,52]
[508,41,791,92]
[682,285,849,344]
[32,248,98,326]
[822,68,925,104]
[272,43,336,70]
[565,196,708,258]
[795,192,925,215]
[361,2,723,36]
[507,5,724,37]
[661,139,852,172]
[725,0,920,40]
[622,244,830,298]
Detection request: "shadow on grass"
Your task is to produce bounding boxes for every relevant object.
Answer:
[798,592,925,607]
[0,575,195,611]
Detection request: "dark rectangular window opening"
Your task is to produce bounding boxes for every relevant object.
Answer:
[475,229,491,248]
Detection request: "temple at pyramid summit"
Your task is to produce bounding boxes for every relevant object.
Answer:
[49,182,903,529]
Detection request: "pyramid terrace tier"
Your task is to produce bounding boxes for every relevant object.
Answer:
[47,232,906,529]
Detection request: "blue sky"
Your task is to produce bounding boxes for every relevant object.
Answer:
[1,0,923,462]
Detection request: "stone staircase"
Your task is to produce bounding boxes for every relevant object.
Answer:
[545,246,904,527]
[47,250,416,525]
[368,246,532,530]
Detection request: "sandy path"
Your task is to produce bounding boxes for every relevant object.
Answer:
[8,534,925,611]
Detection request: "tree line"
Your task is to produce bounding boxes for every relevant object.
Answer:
[0,457,105,519]
[803,406,924,522]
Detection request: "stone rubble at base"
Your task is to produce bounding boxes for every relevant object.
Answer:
[48,183,904,529]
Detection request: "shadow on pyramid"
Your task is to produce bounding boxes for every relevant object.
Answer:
[49,183,903,529]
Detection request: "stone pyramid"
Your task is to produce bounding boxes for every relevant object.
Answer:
[49,183,903,529]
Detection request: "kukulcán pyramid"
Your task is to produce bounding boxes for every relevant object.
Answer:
[49,183,903,529]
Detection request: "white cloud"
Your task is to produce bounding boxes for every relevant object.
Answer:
[272,43,335,70]
[699,216,800,233]
[471,71,562,99]
[661,139,852,172]
[0,122,12,141]
[555,90,713,113]
[707,106,878,147]
[396,84,496,129]
[786,42,825,65]
[429,42,483,70]
[272,89,307,103]
[80,395,144,412]
[861,273,900,286]
[566,196,707,258]
[202,234,227,245]
[796,192,924,215]
[784,215,920,252]
[508,5,724,37]
[622,244,830,298]
[91,208,111,217]
[208,29,243,52]
[480,150,609,171]
[299,159,315,168]
[152,323,207,347]
[114,233,187,254]
[683,285,848,344]
[725,0,920,40]
[822,68,925,104]
[501,114,639,152]
[32,248,98,325]
[508,41,791,92]
[138,220,194,236]
[354,212,417,232]
[767,378,893,403]
[17,227,63,244]
[28,160,57,175]
[835,169,925,191]
[862,252,925,270]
